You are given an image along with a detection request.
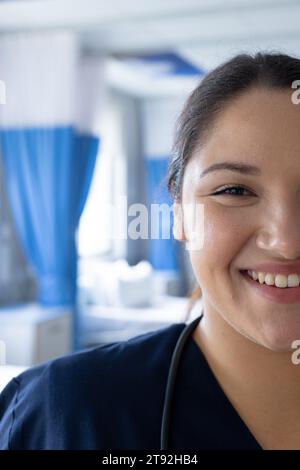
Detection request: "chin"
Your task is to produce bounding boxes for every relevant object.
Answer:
[258,322,300,353]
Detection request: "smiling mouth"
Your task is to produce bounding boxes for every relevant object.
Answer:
[239,270,300,289]
[238,269,300,305]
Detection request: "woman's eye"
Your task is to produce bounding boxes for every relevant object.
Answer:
[211,185,253,197]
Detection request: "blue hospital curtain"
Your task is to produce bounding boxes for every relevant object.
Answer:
[145,156,179,271]
[142,99,181,273]
[0,33,103,347]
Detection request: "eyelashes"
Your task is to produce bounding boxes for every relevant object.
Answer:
[211,185,254,197]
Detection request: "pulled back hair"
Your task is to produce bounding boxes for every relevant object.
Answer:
[167,51,300,318]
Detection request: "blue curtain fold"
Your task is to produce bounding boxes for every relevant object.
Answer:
[0,126,99,311]
[145,156,179,272]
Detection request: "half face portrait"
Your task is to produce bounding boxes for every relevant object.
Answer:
[172,75,300,353]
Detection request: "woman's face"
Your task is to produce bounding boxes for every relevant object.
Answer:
[175,86,300,352]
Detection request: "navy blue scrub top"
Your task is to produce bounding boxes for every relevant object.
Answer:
[0,319,262,450]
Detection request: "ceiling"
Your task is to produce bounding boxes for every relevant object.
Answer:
[0,0,299,68]
[0,0,299,95]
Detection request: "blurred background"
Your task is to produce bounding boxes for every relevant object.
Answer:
[0,0,299,386]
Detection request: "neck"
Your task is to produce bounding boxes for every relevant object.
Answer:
[193,301,300,407]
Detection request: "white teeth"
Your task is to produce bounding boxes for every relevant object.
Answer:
[265,273,275,286]
[274,274,288,288]
[258,272,265,284]
[246,271,300,288]
[287,274,300,287]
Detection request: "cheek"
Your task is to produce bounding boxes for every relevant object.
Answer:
[187,204,252,281]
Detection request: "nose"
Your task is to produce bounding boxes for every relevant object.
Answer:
[256,201,300,260]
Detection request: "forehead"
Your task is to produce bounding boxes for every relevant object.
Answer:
[194,87,300,170]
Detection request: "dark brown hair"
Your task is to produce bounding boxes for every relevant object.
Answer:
[168,51,300,318]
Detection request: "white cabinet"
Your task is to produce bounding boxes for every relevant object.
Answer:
[0,304,72,366]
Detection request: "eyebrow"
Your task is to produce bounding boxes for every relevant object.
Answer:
[200,162,261,178]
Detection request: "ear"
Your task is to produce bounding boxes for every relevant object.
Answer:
[172,202,187,241]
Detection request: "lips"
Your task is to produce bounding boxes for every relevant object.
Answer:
[240,270,300,304]
[241,263,300,275]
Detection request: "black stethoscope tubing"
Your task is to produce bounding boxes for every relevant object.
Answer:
[160,310,204,450]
